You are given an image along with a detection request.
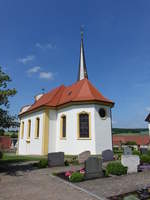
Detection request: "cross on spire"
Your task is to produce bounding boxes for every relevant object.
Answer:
[77,28,88,81]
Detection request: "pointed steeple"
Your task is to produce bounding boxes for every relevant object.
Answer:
[77,30,88,81]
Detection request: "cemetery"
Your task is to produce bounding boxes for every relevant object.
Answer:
[50,146,150,182]
[47,147,150,199]
[2,146,150,199]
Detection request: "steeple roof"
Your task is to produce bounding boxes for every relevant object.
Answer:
[19,78,114,116]
[77,32,88,81]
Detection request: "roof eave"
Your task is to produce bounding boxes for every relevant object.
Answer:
[19,99,114,118]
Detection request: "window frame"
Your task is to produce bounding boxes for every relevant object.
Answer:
[77,111,91,139]
[27,119,31,140]
[35,117,40,139]
[60,114,66,139]
[21,121,24,139]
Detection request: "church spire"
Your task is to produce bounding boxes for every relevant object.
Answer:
[77,29,88,81]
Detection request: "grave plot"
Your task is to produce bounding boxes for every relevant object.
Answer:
[109,185,150,200]
[56,156,105,182]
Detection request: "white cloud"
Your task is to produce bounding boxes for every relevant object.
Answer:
[35,42,56,50]
[27,66,41,75]
[18,55,35,64]
[39,71,54,80]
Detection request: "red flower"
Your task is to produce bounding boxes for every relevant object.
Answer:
[80,168,85,174]
[65,171,72,177]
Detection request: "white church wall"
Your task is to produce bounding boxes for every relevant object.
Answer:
[94,105,112,154]
[55,104,96,155]
[148,123,150,135]
[48,109,57,152]
[18,110,44,155]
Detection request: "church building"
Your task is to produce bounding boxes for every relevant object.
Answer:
[18,34,114,155]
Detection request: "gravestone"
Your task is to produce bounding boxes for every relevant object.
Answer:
[102,149,114,162]
[84,156,103,179]
[48,152,64,167]
[123,146,132,155]
[121,155,140,173]
[140,147,148,155]
[78,151,91,164]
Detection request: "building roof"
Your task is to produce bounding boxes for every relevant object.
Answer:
[77,32,88,81]
[145,113,150,122]
[19,78,114,116]
[113,135,150,146]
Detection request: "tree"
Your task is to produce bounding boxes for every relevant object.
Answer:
[0,67,18,133]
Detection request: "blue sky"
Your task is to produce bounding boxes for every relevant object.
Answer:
[1,0,150,128]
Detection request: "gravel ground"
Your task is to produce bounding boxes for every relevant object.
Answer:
[0,166,99,200]
[75,171,150,198]
[1,163,150,200]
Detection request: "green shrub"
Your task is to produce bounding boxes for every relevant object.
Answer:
[0,151,3,159]
[140,155,150,164]
[147,150,150,156]
[125,141,137,145]
[133,150,140,156]
[37,159,48,168]
[69,172,84,182]
[0,129,4,136]
[113,148,123,154]
[106,162,127,176]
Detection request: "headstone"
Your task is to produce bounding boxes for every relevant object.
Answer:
[140,147,148,154]
[48,152,64,167]
[84,156,103,179]
[123,146,132,155]
[102,149,114,162]
[78,151,91,164]
[121,155,140,173]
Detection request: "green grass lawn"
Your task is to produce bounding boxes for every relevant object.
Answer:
[0,153,47,164]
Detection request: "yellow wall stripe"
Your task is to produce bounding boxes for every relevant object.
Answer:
[42,109,49,155]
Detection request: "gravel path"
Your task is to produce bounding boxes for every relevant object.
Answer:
[1,163,150,200]
[0,167,99,200]
[75,171,150,198]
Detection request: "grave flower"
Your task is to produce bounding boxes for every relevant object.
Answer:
[80,168,85,174]
[65,171,72,177]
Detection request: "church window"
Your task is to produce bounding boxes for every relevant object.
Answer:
[21,121,24,139]
[27,120,31,139]
[77,112,91,138]
[35,118,40,138]
[60,115,66,138]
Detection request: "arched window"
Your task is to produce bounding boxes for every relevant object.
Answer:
[60,115,66,139]
[77,112,91,138]
[35,118,40,138]
[27,120,31,139]
[21,121,24,139]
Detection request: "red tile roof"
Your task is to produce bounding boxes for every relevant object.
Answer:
[20,78,114,115]
[113,135,150,146]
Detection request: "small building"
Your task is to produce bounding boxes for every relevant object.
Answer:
[113,135,150,149]
[145,113,150,135]
[0,136,11,150]
[18,33,114,155]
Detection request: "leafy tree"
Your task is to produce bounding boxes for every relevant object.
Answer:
[0,67,18,134]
